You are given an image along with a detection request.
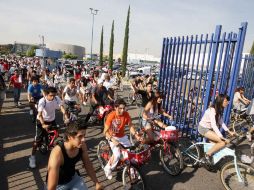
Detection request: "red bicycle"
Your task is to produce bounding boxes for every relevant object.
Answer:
[88,104,114,125]
[97,140,150,190]
[39,124,63,154]
[130,121,184,176]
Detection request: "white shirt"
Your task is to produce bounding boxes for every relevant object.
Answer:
[103,80,113,90]
[233,92,241,105]
[37,96,63,122]
[199,107,229,138]
[63,86,79,102]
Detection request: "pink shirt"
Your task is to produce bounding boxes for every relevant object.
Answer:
[199,107,229,138]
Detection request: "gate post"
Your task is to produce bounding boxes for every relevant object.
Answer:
[203,25,222,112]
[224,22,248,124]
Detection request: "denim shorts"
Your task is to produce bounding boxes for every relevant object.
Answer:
[45,173,88,190]
[198,125,211,136]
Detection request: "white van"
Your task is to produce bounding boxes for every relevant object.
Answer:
[137,66,151,76]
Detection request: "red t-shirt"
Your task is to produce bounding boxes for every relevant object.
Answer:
[105,111,131,138]
[10,75,22,88]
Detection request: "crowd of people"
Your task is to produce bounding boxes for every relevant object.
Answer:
[1,54,254,189]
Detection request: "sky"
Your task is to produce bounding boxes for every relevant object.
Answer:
[0,0,254,57]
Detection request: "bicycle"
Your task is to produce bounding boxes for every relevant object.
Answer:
[130,119,184,176]
[64,100,81,124]
[39,123,63,155]
[97,140,150,190]
[127,92,142,107]
[180,136,254,190]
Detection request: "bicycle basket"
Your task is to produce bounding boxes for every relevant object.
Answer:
[127,145,151,165]
[160,126,179,142]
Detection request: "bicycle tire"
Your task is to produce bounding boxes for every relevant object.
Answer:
[97,140,112,169]
[159,143,184,176]
[179,137,201,167]
[220,161,254,190]
[122,164,147,190]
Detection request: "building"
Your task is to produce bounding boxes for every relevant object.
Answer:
[46,43,85,59]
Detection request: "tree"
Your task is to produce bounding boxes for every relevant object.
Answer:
[62,53,78,59]
[250,41,254,55]
[121,6,130,77]
[26,45,37,57]
[109,20,115,70]
[99,26,104,66]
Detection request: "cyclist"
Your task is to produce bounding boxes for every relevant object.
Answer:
[84,79,114,123]
[131,81,154,107]
[142,91,173,144]
[233,87,251,111]
[103,99,142,180]
[27,76,43,120]
[46,122,103,190]
[198,94,236,165]
[62,78,81,106]
[28,87,68,168]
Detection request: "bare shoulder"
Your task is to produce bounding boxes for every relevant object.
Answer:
[49,145,63,164]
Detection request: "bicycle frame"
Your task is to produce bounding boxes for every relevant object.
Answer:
[184,142,244,183]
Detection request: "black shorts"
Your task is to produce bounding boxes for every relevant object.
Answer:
[35,120,56,142]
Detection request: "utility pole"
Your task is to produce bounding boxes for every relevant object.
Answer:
[89,8,99,62]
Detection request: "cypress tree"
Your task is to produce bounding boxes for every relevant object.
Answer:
[121,6,130,77]
[99,26,104,66]
[109,20,114,70]
[250,41,254,55]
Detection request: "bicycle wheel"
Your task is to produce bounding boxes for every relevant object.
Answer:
[159,143,183,176]
[97,140,112,169]
[178,137,201,167]
[220,161,254,190]
[122,164,147,190]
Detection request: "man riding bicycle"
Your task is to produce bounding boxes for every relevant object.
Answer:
[29,87,68,168]
[103,99,142,180]
[62,78,81,114]
[84,79,114,123]
[27,76,43,120]
[131,81,154,107]
[46,122,103,190]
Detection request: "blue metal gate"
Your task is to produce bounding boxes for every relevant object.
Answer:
[158,22,248,138]
[239,55,254,99]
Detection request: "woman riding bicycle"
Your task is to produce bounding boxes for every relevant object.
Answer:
[142,91,173,144]
[198,94,235,165]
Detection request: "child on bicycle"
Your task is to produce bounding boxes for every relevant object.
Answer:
[103,99,142,180]
[142,91,173,144]
[198,94,236,165]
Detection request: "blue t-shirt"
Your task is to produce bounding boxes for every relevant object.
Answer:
[28,84,42,98]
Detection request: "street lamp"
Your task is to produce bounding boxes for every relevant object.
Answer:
[89,8,99,61]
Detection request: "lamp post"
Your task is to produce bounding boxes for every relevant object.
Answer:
[89,8,98,61]
[39,35,45,68]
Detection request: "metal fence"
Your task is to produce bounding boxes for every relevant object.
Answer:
[239,55,254,100]
[158,22,248,139]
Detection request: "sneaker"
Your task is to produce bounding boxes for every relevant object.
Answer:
[18,102,22,106]
[29,109,33,115]
[104,166,113,180]
[201,154,213,166]
[29,155,36,168]
[83,102,87,106]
